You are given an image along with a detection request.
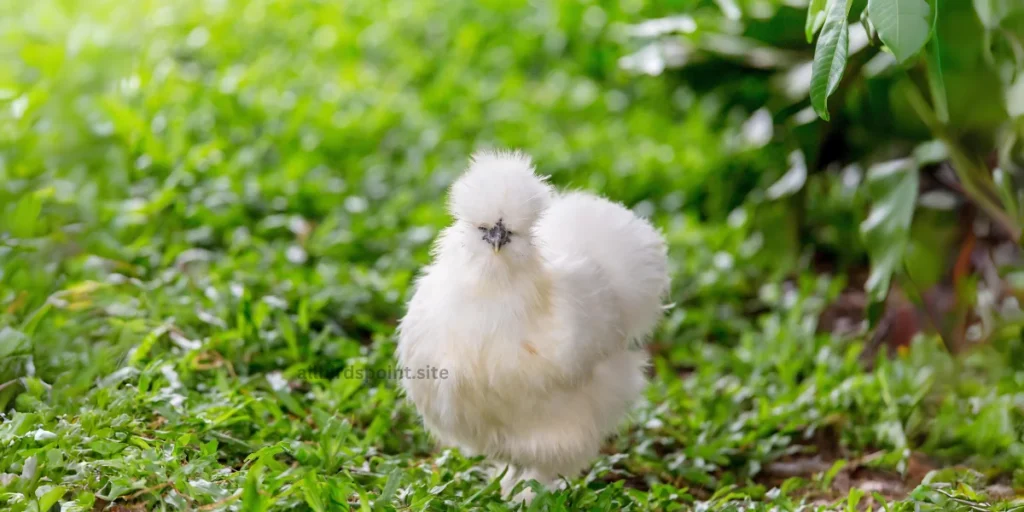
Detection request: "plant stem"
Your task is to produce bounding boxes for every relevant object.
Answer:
[902,81,1022,243]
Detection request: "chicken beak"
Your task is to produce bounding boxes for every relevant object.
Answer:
[482,220,509,253]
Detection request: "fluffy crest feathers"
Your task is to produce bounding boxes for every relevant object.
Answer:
[448,150,553,232]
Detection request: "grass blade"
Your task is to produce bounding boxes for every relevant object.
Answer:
[925,0,949,122]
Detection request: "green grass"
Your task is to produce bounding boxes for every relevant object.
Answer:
[2,0,1023,510]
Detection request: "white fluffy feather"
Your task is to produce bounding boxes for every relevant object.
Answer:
[397,149,670,498]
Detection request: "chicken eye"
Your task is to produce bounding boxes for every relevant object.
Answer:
[478,226,488,232]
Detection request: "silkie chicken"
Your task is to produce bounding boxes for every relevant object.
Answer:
[397,150,670,499]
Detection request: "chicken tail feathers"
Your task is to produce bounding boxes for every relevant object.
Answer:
[541,192,670,344]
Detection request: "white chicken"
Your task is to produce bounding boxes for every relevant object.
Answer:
[397,149,670,498]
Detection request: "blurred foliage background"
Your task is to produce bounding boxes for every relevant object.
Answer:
[1,0,1023,510]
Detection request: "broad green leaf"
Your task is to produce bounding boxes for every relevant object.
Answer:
[10,193,43,238]
[904,209,957,291]
[868,0,932,64]
[0,327,27,358]
[860,158,920,303]
[36,485,66,512]
[810,0,850,121]
[806,0,828,42]
[19,43,65,78]
[89,439,125,456]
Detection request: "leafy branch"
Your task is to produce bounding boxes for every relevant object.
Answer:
[806,0,1023,308]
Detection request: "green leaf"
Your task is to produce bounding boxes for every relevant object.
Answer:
[860,158,920,303]
[994,168,1021,223]
[467,465,509,504]
[913,139,948,165]
[868,0,932,64]
[20,43,65,78]
[766,150,808,199]
[0,327,28,358]
[846,488,865,511]
[244,442,286,463]
[810,0,850,121]
[36,485,66,512]
[201,439,219,457]
[806,0,829,42]
[925,0,949,123]
[872,492,892,512]
[243,465,268,512]
[973,0,1012,28]
[904,217,951,291]
[129,325,168,365]
[375,469,402,509]
[10,193,43,238]
[89,439,126,456]
[354,482,373,512]
[303,473,327,512]
[1006,73,1024,117]
[822,459,849,488]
